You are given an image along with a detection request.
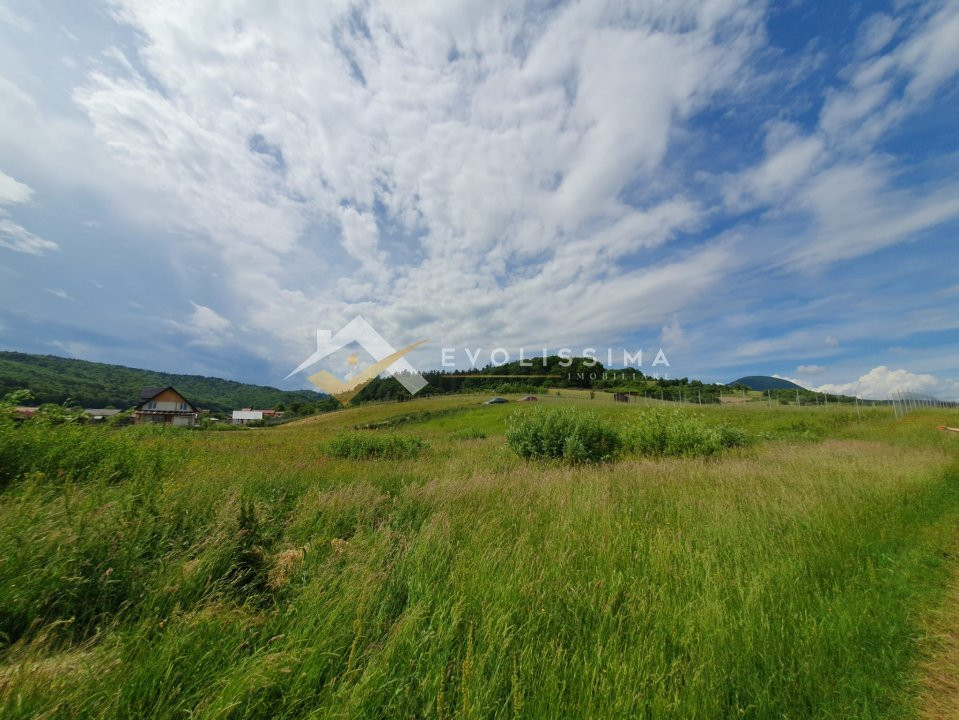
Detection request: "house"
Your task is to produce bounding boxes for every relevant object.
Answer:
[231,408,282,425]
[133,387,199,427]
[232,409,263,424]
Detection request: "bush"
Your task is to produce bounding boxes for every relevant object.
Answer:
[716,424,749,449]
[626,410,749,457]
[327,433,426,460]
[506,408,621,463]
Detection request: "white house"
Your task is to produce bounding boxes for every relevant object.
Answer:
[232,410,263,424]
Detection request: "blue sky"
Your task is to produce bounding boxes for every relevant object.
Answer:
[0,0,957,399]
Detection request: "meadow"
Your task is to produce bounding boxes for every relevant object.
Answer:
[0,393,957,719]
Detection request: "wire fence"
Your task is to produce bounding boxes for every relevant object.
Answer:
[890,390,958,419]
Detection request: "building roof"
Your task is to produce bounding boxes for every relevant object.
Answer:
[139,386,168,402]
[136,386,198,412]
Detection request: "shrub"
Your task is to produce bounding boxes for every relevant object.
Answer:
[327,433,426,460]
[505,408,621,463]
[626,410,749,457]
[716,424,750,449]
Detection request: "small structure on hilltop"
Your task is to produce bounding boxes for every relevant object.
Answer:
[484,397,508,404]
[519,395,538,402]
[613,393,630,403]
[134,387,199,427]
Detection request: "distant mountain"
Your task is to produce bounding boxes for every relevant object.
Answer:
[729,375,807,391]
[0,351,322,412]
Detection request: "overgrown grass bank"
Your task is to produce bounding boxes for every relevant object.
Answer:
[0,398,957,719]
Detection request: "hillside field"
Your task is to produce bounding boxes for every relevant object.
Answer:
[1,393,958,718]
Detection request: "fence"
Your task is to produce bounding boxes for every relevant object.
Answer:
[890,390,958,419]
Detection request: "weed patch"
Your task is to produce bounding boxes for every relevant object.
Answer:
[327,433,426,460]
[627,409,749,457]
[506,408,621,463]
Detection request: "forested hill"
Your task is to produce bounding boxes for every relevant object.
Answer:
[0,351,321,412]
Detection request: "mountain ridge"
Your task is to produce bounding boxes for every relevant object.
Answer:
[0,351,322,412]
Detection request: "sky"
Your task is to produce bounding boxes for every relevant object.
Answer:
[0,0,957,400]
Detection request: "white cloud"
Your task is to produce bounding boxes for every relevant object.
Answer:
[0,170,57,254]
[797,364,825,375]
[724,3,959,273]
[172,302,233,348]
[55,0,763,363]
[0,218,58,255]
[0,1,956,383]
[0,169,33,204]
[856,13,900,58]
[815,365,959,401]
[44,288,74,302]
[661,315,687,349]
[824,335,839,348]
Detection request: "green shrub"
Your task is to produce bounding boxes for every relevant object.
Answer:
[327,433,426,460]
[505,408,621,463]
[716,424,750,449]
[626,410,749,457]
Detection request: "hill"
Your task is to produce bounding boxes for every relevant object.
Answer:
[729,375,807,391]
[0,351,322,412]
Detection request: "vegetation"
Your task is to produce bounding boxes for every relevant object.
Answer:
[626,409,750,457]
[354,357,862,407]
[0,351,328,412]
[327,432,427,460]
[506,408,623,463]
[729,374,807,391]
[0,391,957,718]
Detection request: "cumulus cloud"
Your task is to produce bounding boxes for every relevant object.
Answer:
[60,0,765,361]
[815,366,959,401]
[170,302,233,348]
[0,1,957,382]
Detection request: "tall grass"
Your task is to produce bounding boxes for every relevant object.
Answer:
[0,399,957,718]
[327,432,427,460]
[626,408,750,457]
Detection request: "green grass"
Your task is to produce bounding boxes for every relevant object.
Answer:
[327,433,428,460]
[0,396,958,718]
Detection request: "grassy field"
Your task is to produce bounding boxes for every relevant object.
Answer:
[1,394,958,718]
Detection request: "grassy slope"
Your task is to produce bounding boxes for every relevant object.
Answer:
[0,351,320,412]
[1,396,958,719]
